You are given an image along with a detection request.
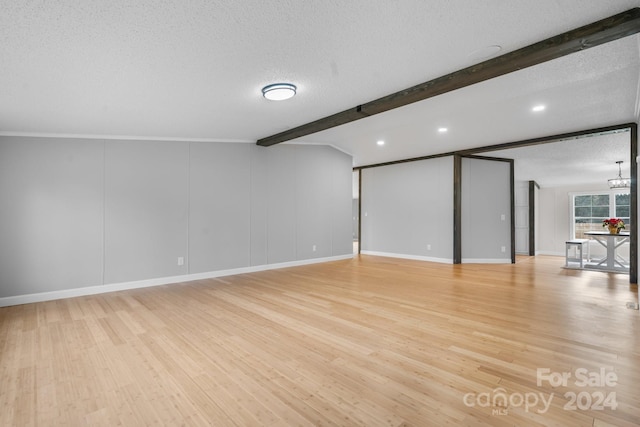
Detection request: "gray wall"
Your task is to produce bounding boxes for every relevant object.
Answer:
[0,136,352,299]
[189,142,251,272]
[514,181,529,255]
[360,156,454,261]
[534,183,540,255]
[461,157,511,262]
[0,138,104,296]
[105,140,190,283]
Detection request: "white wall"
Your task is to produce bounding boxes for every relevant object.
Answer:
[360,156,454,262]
[0,136,353,303]
[537,182,631,260]
[538,185,576,256]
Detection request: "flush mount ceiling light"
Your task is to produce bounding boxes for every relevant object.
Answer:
[262,83,297,101]
[532,104,546,112]
[608,160,630,189]
[438,127,448,133]
[377,140,385,146]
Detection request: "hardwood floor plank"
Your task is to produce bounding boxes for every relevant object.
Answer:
[0,255,638,426]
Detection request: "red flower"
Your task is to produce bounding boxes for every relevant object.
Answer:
[602,218,625,229]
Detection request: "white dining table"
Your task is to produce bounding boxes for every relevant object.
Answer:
[584,231,630,272]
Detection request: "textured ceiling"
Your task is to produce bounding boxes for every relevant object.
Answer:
[301,34,640,166]
[1,0,640,182]
[488,131,632,188]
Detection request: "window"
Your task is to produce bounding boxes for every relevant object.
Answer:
[572,192,631,239]
[615,193,630,224]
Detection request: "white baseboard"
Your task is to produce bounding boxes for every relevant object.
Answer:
[360,250,512,265]
[461,258,512,264]
[0,254,354,307]
[360,250,453,264]
[536,251,565,257]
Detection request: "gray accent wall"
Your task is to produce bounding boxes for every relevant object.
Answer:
[189,142,251,272]
[0,137,104,297]
[514,181,529,255]
[461,157,511,262]
[104,140,190,283]
[265,146,298,264]
[0,136,352,299]
[249,146,269,266]
[328,148,354,257]
[360,156,454,261]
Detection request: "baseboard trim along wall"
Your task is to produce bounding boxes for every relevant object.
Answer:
[461,258,512,264]
[0,254,354,307]
[536,251,565,257]
[360,250,454,264]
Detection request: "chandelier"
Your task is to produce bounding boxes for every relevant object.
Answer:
[608,161,630,189]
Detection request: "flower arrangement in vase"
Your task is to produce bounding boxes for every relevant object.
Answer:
[602,218,625,234]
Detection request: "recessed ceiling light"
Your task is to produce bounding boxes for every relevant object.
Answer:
[377,140,385,146]
[438,127,448,133]
[532,105,546,112]
[262,83,297,101]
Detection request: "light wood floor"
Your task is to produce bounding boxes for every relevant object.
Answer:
[1,255,639,426]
